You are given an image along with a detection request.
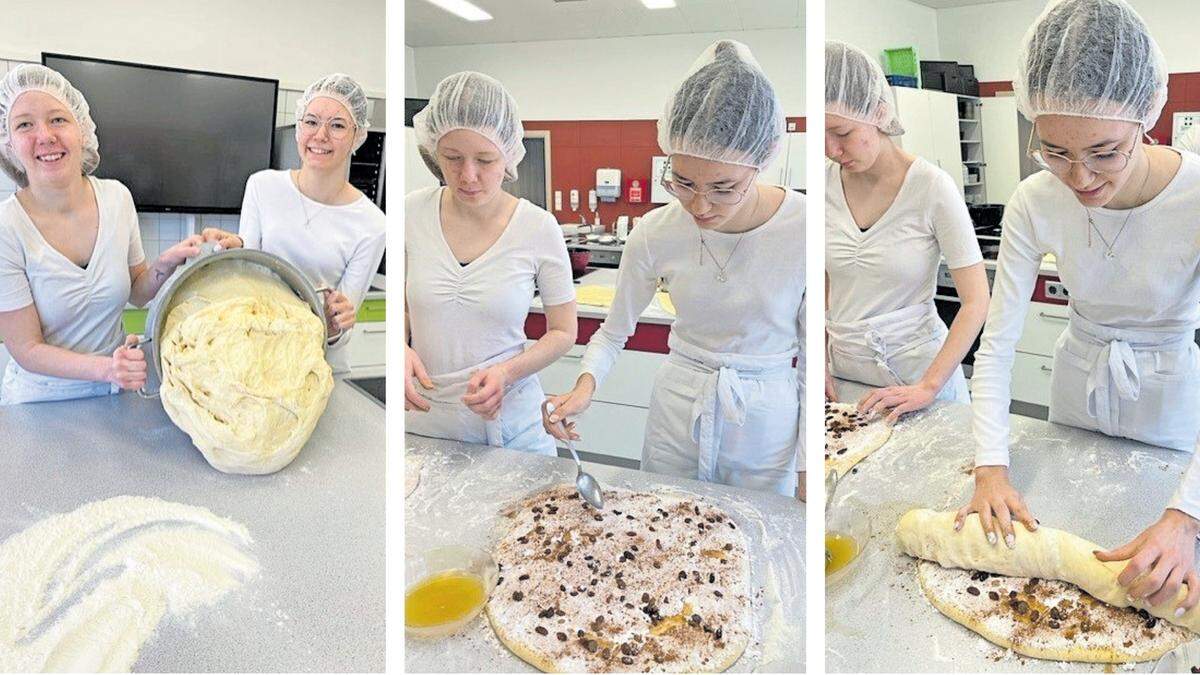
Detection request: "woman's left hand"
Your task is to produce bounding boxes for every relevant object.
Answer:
[1095,509,1200,613]
[858,381,937,423]
[150,235,204,283]
[462,364,508,420]
[323,290,355,338]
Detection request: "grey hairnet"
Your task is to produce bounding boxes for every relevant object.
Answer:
[825,40,904,136]
[1014,0,1167,128]
[0,64,100,188]
[413,71,526,183]
[658,40,785,171]
[297,73,372,152]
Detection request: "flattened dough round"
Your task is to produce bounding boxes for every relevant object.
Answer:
[824,402,891,478]
[486,485,751,672]
[916,560,1191,662]
[897,509,1200,652]
[160,262,334,474]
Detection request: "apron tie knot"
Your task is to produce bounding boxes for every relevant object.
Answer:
[1086,338,1141,435]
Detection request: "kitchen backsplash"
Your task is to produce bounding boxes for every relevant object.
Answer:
[0,57,385,254]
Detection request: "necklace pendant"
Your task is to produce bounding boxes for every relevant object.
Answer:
[716,271,727,283]
[1105,248,1116,260]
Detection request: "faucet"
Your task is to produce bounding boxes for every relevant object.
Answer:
[579,212,588,230]
[592,209,602,230]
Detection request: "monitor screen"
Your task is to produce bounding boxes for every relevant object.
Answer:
[43,53,277,213]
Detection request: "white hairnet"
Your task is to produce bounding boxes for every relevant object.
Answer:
[825,40,904,136]
[413,71,526,183]
[658,40,785,171]
[297,73,372,152]
[1014,0,1167,128]
[0,64,100,188]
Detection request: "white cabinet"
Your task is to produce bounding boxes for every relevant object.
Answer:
[1010,301,1070,407]
[981,96,1022,204]
[1011,352,1054,407]
[763,131,806,190]
[535,342,667,465]
[892,87,965,194]
[346,322,386,377]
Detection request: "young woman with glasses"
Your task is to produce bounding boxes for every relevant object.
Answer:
[824,41,989,421]
[542,40,805,497]
[202,74,386,375]
[959,0,1200,616]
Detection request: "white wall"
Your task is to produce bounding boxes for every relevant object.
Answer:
[938,0,1200,82]
[407,28,804,118]
[826,0,940,68]
[405,45,419,98]
[0,0,385,95]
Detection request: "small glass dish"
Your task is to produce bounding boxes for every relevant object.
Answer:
[405,545,498,639]
[825,500,871,586]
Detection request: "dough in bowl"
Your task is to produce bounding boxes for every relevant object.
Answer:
[159,261,333,474]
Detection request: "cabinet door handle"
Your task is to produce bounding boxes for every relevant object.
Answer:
[1037,312,1068,322]
[363,326,386,334]
[562,353,584,361]
[1040,365,1053,373]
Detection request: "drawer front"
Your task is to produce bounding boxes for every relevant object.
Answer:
[347,323,386,368]
[558,400,647,462]
[1016,302,1069,357]
[1011,351,1054,407]
[532,343,666,407]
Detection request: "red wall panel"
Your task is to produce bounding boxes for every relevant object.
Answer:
[980,74,1200,145]
[526,116,807,227]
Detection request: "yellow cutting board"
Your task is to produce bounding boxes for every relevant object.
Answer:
[574,285,676,316]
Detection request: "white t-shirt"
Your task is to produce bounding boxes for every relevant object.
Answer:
[826,157,982,324]
[239,170,387,373]
[0,176,144,357]
[972,151,1200,466]
[580,189,806,386]
[404,186,575,377]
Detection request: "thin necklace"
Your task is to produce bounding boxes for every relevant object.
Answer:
[697,185,760,283]
[1085,158,1152,261]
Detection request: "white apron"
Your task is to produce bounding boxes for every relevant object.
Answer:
[0,360,118,405]
[1048,309,1200,451]
[826,302,969,403]
[641,333,800,496]
[405,348,557,455]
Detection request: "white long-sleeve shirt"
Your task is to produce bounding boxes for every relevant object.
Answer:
[238,170,386,374]
[580,189,805,383]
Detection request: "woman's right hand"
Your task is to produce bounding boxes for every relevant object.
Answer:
[405,345,433,412]
[543,375,596,441]
[201,228,243,249]
[107,334,147,391]
[825,371,838,402]
[955,465,1037,548]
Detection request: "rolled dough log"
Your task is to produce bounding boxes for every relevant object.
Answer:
[160,262,334,474]
[896,509,1200,635]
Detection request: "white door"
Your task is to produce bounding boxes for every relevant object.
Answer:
[981,96,1021,204]
[928,90,966,195]
[785,132,806,189]
[892,86,936,167]
[404,127,441,193]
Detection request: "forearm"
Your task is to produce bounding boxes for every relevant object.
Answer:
[128,258,178,307]
[500,324,575,383]
[917,297,987,392]
[9,341,110,383]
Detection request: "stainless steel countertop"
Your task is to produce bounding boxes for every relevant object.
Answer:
[0,380,385,672]
[826,378,1194,672]
[404,433,804,672]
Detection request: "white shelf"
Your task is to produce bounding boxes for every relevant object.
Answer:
[958,118,979,123]
[964,181,985,187]
[960,140,981,144]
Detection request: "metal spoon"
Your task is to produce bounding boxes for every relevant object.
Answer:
[825,469,840,565]
[543,401,604,509]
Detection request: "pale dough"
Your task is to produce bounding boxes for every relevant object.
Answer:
[0,496,258,672]
[159,262,334,474]
[486,484,751,672]
[896,509,1200,640]
[824,402,892,478]
[915,559,1191,662]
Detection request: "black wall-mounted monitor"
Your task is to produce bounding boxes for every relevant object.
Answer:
[43,53,278,213]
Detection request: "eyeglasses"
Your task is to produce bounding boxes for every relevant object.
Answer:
[299,114,355,141]
[1026,123,1142,176]
[660,171,757,206]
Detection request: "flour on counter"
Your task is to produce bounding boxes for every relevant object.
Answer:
[0,496,258,672]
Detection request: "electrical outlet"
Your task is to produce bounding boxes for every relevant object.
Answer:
[1173,112,1200,143]
[554,190,562,211]
[1045,281,1069,299]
